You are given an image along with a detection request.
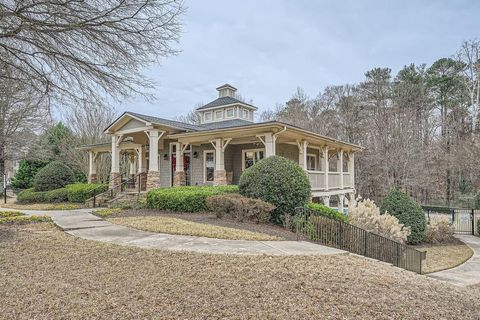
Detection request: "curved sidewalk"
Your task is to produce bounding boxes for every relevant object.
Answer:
[428,235,480,286]
[15,209,345,256]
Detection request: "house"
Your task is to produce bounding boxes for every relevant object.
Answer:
[80,84,362,210]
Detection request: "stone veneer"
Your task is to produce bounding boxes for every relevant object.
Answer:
[146,171,161,190]
[138,172,147,191]
[213,170,227,185]
[109,172,121,190]
[88,173,97,184]
[173,171,186,186]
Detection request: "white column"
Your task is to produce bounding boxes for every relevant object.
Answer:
[348,153,355,187]
[298,140,308,170]
[322,195,331,207]
[136,147,146,173]
[175,142,184,172]
[264,133,276,157]
[129,154,136,176]
[338,150,344,189]
[338,194,345,213]
[111,135,120,173]
[212,138,224,171]
[88,151,96,176]
[148,130,160,172]
[323,147,329,191]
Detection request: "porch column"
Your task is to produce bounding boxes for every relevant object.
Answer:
[136,146,147,191]
[109,135,122,189]
[264,133,276,157]
[323,147,329,191]
[129,154,136,177]
[88,151,97,183]
[211,138,227,185]
[348,152,355,188]
[338,150,344,189]
[298,140,308,170]
[146,130,163,190]
[322,195,331,207]
[173,142,186,186]
[338,194,345,213]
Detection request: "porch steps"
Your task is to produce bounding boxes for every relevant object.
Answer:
[106,191,147,208]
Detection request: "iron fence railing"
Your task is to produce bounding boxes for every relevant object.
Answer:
[294,207,426,274]
[424,207,477,235]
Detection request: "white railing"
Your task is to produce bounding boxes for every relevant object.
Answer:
[307,171,353,190]
[307,171,325,190]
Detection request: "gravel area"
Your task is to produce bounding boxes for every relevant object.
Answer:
[115,209,298,240]
[416,242,474,274]
[2,223,480,319]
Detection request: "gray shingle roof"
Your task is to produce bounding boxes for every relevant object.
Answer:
[127,112,201,131]
[196,96,257,111]
[197,119,253,130]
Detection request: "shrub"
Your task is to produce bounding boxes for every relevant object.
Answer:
[206,194,275,223]
[17,188,68,203]
[421,205,452,214]
[349,199,411,243]
[66,183,108,202]
[44,188,68,202]
[94,208,123,217]
[238,156,311,224]
[380,189,426,244]
[424,216,455,244]
[305,202,347,222]
[146,185,238,212]
[33,161,75,191]
[9,159,49,190]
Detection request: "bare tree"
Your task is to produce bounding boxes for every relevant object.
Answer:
[0,0,185,108]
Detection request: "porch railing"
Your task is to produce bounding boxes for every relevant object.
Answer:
[307,171,353,190]
[295,207,426,274]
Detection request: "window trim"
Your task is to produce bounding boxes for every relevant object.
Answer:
[242,109,249,119]
[225,107,234,118]
[204,111,212,122]
[215,109,224,120]
[306,153,317,171]
[242,148,265,171]
[203,150,216,183]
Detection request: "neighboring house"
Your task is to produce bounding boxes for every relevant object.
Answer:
[80,84,362,210]
[4,159,20,183]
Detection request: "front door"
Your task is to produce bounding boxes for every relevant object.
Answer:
[171,153,191,186]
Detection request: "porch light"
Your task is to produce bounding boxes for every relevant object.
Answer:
[163,153,169,160]
[193,151,198,158]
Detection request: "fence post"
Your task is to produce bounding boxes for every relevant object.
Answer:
[472,209,475,235]
[93,189,96,208]
[427,209,430,223]
[451,209,455,225]
[363,231,368,256]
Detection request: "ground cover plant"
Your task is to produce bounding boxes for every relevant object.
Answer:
[1,223,480,319]
[0,211,51,224]
[239,156,310,224]
[146,185,238,212]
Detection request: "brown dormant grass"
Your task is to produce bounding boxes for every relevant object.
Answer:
[416,243,474,273]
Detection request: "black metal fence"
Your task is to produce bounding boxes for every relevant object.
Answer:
[424,208,477,235]
[294,208,426,274]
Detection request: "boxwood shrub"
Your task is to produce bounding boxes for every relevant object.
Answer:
[239,156,311,224]
[305,202,348,222]
[17,187,68,203]
[146,185,238,212]
[380,189,426,244]
[66,183,108,202]
[33,161,75,191]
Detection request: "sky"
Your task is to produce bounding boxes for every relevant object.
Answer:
[115,0,480,119]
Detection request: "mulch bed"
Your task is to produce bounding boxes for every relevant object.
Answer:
[2,223,480,319]
[117,209,298,240]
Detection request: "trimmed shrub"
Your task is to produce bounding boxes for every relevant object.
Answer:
[238,156,311,224]
[421,205,451,214]
[44,188,68,202]
[306,202,347,222]
[349,198,411,244]
[66,183,108,203]
[33,161,75,191]
[206,194,275,223]
[17,188,68,203]
[425,216,455,244]
[380,189,426,244]
[146,185,238,212]
[10,159,49,190]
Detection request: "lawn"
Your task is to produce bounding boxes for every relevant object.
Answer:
[1,223,480,319]
[416,242,474,273]
[107,216,284,240]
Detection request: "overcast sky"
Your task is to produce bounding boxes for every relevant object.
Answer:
[115,0,480,119]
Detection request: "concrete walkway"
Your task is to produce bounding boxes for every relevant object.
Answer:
[9,209,345,256]
[428,235,480,286]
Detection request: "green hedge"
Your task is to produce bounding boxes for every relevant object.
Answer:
[17,183,106,204]
[305,202,348,222]
[421,205,452,214]
[146,185,239,212]
[65,183,108,202]
[33,161,75,191]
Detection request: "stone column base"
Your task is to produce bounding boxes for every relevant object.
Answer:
[213,170,227,186]
[138,172,147,191]
[109,172,121,190]
[88,173,97,184]
[173,171,186,186]
[146,171,160,191]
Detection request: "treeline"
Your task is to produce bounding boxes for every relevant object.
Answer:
[261,40,480,206]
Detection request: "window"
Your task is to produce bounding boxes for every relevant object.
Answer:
[215,110,223,120]
[226,108,234,118]
[307,154,317,171]
[204,112,212,121]
[242,149,264,170]
[242,109,249,119]
[204,150,215,182]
